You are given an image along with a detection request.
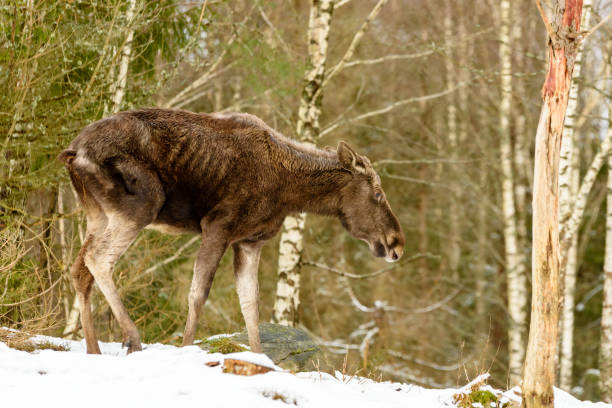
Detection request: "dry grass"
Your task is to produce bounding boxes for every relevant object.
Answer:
[0,328,69,353]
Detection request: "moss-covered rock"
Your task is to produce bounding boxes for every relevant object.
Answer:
[229,323,320,371]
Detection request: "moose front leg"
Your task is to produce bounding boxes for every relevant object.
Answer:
[232,242,264,353]
[182,231,228,346]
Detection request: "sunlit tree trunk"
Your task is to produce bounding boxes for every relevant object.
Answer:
[558,0,592,391]
[602,119,612,403]
[110,0,137,114]
[444,0,460,277]
[523,2,584,407]
[499,0,527,385]
[272,0,334,326]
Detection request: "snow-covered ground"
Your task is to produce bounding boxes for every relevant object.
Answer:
[1,335,610,408]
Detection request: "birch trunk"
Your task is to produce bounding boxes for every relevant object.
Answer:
[110,0,137,114]
[499,0,527,385]
[272,0,334,326]
[601,119,612,403]
[523,2,584,407]
[444,0,460,277]
[558,0,592,390]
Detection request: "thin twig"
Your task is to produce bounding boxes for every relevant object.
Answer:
[301,253,435,279]
[534,0,556,40]
[319,83,465,137]
[581,12,612,42]
[322,0,388,91]
[0,277,62,307]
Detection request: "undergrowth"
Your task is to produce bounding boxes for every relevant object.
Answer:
[202,337,247,354]
[0,329,69,353]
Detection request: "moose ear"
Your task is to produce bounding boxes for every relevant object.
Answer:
[337,141,366,174]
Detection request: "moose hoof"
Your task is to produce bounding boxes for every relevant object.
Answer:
[122,339,143,354]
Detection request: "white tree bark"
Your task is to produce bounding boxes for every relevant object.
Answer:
[499,0,527,385]
[558,0,592,391]
[272,0,335,326]
[602,121,612,403]
[444,0,460,276]
[110,0,137,114]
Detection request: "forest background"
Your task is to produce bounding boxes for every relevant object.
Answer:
[1,0,612,403]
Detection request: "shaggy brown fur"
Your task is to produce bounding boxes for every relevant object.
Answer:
[59,108,404,354]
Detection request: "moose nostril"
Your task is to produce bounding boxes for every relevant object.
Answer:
[391,250,399,260]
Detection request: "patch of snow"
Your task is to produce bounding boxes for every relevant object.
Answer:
[0,335,610,408]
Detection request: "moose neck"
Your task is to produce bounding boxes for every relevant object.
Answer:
[278,146,351,217]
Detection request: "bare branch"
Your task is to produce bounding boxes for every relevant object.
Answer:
[343,27,492,69]
[534,0,556,40]
[387,349,462,371]
[581,12,612,42]
[301,253,433,279]
[163,38,234,108]
[320,84,464,137]
[322,0,389,89]
[334,0,353,9]
[133,235,200,281]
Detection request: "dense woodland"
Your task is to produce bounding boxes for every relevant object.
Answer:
[1,0,611,404]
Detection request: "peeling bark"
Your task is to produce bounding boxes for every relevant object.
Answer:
[523,2,584,407]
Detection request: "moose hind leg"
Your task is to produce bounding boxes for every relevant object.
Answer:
[85,217,145,353]
[70,235,101,354]
[233,242,263,353]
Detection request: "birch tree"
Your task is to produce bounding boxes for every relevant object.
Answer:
[601,32,612,404]
[444,0,460,277]
[272,0,335,326]
[523,1,584,407]
[273,0,390,326]
[558,0,592,391]
[602,107,612,403]
[499,0,527,385]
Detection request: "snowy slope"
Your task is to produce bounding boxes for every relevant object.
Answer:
[1,335,610,408]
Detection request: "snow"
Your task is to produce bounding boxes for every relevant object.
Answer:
[1,335,610,408]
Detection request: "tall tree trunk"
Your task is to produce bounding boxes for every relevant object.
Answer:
[110,0,137,114]
[272,0,334,326]
[444,0,460,277]
[499,0,527,385]
[523,2,584,407]
[602,117,612,403]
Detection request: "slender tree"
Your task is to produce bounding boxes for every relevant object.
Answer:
[523,1,584,407]
[601,35,612,404]
[443,0,460,277]
[499,0,527,385]
[272,0,335,326]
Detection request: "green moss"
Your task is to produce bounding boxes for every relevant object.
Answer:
[203,337,247,354]
[470,389,498,406]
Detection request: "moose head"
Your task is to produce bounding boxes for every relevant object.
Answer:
[336,141,405,263]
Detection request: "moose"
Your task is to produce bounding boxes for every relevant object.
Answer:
[59,108,405,354]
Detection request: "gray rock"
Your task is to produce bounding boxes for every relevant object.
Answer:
[230,323,320,371]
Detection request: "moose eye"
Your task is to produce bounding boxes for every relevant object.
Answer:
[375,192,382,200]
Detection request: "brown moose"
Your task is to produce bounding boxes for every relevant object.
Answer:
[59,108,405,354]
